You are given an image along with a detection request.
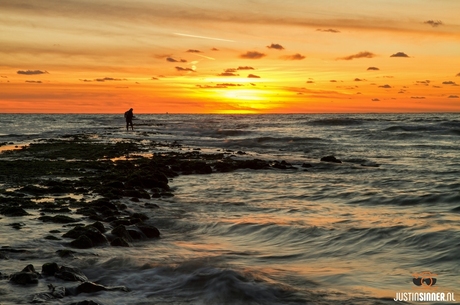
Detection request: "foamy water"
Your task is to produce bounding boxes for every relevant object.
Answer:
[1,113,459,304]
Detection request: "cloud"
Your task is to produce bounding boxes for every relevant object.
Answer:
[416,80,430,86]
[424,20,443,27]
[367,67,380,71]
[151,77,159,80]
[306,80,314,83]
[240,51,266,59]
[175,66,195,72]
[248,74,260,78]
[237,66,254,70]
[372,98,380,101]
[25,80,42,83]
[379,84,392,88]
[330,80,337,82]
[337,51,375,60]
[354,78,365,82]
[411,96,426,99]
[167,57,187,63]
[211,48,219,51]
[267,43,285,50]
[448,95,459,98]
[217,72,239,76]
[316,28,340,33]
[186,49,201,53]
[197,83,242,89]
[17,70,48,75]
[456,73,460,77]
[442,81,458,86]
[281,53,305,60]
[390,52,410,57]
[95,77,125,82]
[1,76,8,78]
[224,68,237,73]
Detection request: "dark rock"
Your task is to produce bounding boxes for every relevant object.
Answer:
[32,285,67,302]
[70,235,93,249]
[8,222,26,229]
[69,301,101,305]
[145,203,160,209]
[110,237,130,247]
[0,206,29,217]
[320,155,342,163]
[10,271,39,284]
[10,264,40,284]
[56,249,76,258]
[111,225,133,242]
[45,235,61,240]
[63,225,108,246]
[55,266,88,282]
[76,282,107,294]
[89,221,106,233]
[301,163,312,168]
[38,215,79,223]
[137,223,160,238]
[130,197,140,202]
[42,262,59,276]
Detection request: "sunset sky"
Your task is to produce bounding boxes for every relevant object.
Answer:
[1,0,460,113]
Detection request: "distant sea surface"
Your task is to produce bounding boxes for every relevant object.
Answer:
[1,113,459,304]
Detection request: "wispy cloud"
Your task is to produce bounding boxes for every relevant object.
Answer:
[354,78,365,82]
[197,83,242,89]
[442,81,458,86]
[240,51,266,59]
[248,74,260,78]
[379,84,392,88]
[390,52,410,57]
[316,28,340,33]
[411,96,426,99]
[448,95,459,98]
[372,98,380,101]
[17,70,48,75]
[281,53,305,60]
[25,80,42,83]
[95,77,125,82]
[186,49,201,53]
[151,77,159,80]
[217,72,239,76]
[424,20,443,27]
[167,57,187,63]
[456,73,460,77]
[337,51,375,60]
[175,66,195,72]
[367,67,380,71]
[267,43,285,50]
[237,66,254,70]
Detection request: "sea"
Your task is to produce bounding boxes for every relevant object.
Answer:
[0,113,459,305]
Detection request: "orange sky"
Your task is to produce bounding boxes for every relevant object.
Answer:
[1,0,460,113]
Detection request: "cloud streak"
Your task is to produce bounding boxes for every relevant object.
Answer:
[424,20,443,27]
[240,51,266,59]
[267,43,284,50]
[281,53,305,60]
[390,52,410,57]
[337,51,375,60]
[17,70,48,75]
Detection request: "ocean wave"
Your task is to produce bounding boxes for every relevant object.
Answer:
[308,118,364,126]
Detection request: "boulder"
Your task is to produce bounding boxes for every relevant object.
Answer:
[42,262,59,276]
[70,235,93,249]
[320,155,342,163]
[136,223,160,238]
[55,266,88,282]
[9,264,40,285]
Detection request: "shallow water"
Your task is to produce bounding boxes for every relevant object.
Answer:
[1,113,459,304]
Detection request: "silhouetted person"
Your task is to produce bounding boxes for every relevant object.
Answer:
[124,108,134,131]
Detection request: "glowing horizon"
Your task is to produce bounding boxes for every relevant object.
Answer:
[1,0,459,114]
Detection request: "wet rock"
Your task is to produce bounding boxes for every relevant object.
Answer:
[0,206,29,217]
[32,285,67,303]
[45,235,61,240]
[55,266,88,282]
[136,223,160,238]
[10,264,40,285]
[145,203,160,209]
[70,235,93,249]
[8,222,26,229]
[42,262,59,276]
[38,215,79,224]
[320,155,342,163]
[69,301,101,305]
[110,225,138,243]
[56,249,76,258]
[301,163,312,168]
[63,224,108,246]
[110,237,130,247]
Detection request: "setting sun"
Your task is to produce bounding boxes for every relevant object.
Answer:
[1,1,459,113]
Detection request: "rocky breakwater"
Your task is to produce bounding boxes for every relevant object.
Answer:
[0,134,305,303]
